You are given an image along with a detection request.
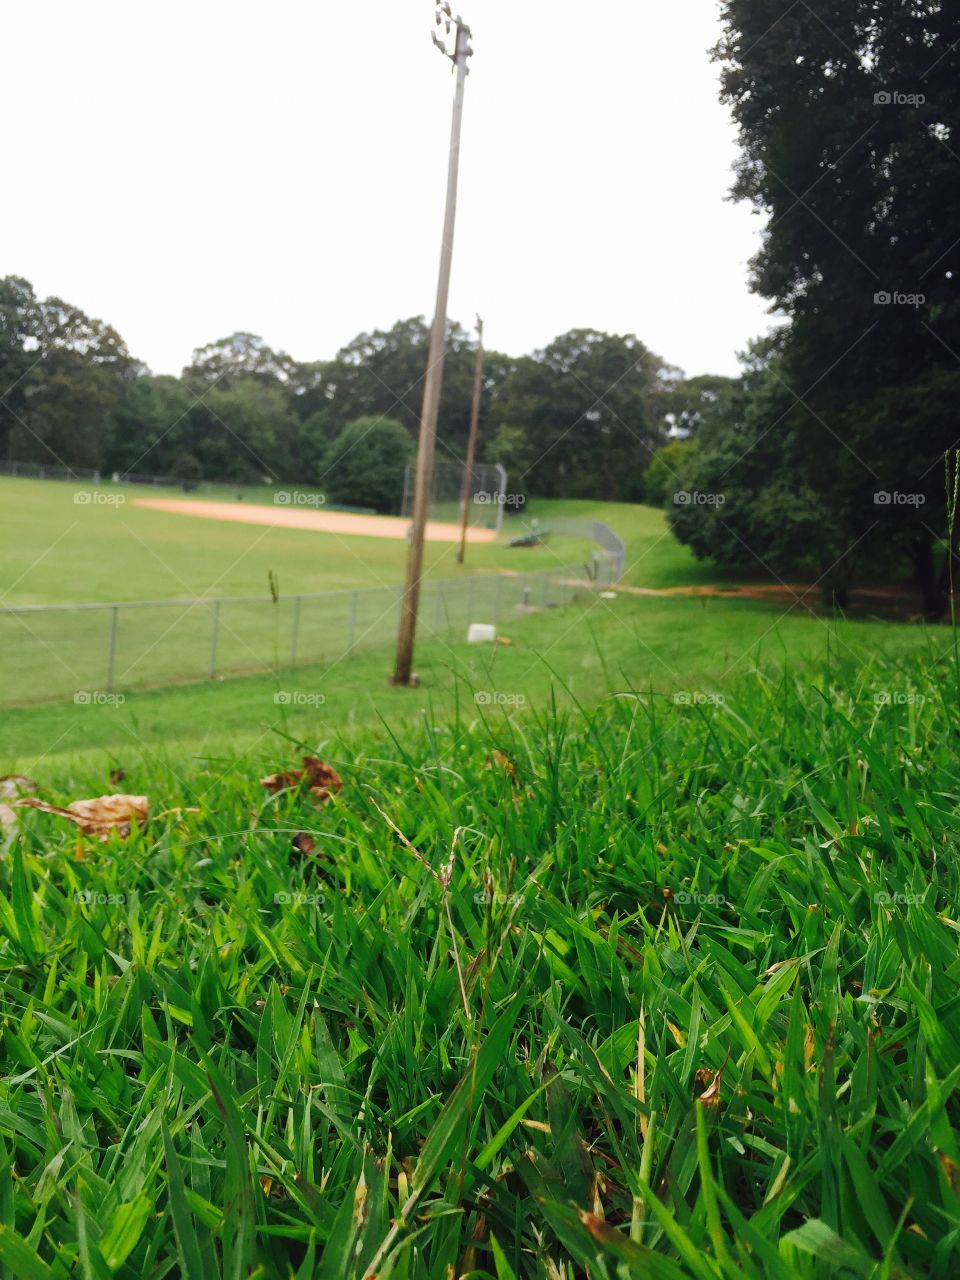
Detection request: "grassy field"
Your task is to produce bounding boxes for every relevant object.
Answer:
[1,473,946,770]
[2,640,959,1277]
[0,590,948,776]
[3,477,958,1275]
[0,477,610,707]
[0,478,741,711]
[0,477,601,605]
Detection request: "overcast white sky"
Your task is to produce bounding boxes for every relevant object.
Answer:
[2,1,776,378]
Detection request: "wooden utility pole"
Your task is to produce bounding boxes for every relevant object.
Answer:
[392,7,473,686]
[456,315,484,564]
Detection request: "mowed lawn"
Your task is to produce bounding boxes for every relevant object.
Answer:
[2,483,958,1275]
[0,478,596,706]
[2,585,947,775]
[0,477,596,604]
[2,475,946,772]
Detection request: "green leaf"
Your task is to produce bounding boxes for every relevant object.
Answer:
[98,1193,151,1271]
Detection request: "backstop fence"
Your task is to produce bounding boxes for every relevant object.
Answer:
[401,460,509,534]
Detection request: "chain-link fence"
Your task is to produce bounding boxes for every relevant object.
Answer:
[401,460,509,533]
[1,565,618,707]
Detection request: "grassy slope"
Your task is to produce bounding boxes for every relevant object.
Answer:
[2,645,958,1277]
[2,482,959,1275]
[2,480,948,771]
[1,591,946,776]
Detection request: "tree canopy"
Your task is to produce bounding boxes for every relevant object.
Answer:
[667,0,960,611]
[0,282,699,504]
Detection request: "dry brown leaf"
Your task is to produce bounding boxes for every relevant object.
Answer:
[0,774,38,799]
[17,794,148,840]
[291,831,318,856]
[698,1065,724,1106]
[260,756,343,804]
[485,750,517,783]
[109,768,126,785]
[496,635,513,646]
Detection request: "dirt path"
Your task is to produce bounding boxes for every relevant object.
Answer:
[130,497,497,544]
[599,581,920,615]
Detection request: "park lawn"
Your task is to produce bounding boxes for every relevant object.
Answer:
[1,630,958,1276]
[0,476,595,605]
[1,589,948,777]
[2,483,959,1275]
[517,497,756,588]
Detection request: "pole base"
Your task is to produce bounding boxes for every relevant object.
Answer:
[388,673,420,688]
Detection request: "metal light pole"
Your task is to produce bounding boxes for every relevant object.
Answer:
[456,314,484,564]
[392,4,474,686]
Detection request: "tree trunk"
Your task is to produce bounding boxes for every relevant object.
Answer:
[820,548,855,610]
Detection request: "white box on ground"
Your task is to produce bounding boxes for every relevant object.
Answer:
[467,623,497,644]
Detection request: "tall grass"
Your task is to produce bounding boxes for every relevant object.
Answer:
[1,645,959,1277]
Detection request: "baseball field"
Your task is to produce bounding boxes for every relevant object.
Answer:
[0,473,939,774]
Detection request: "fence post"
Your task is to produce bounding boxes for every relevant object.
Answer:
[208,601,220,678]
[290,596,302,665]
[106,606,118,692]
[347,590,358,655]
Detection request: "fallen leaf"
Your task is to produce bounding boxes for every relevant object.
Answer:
[0,775,38,799]
[291,831,318,856]
[17,794,148,840]
[109,768,126,785]
[496,636,513,646]
[698,1065,724,1106]
[485,750,517,782]
[261,756,343,804]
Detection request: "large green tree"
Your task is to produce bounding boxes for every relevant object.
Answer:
[319,317,498,454]
[106,375,197,478]
[711,0,960,610]
[9,292,137,470]
[0,277,40,462]
[181,332,298,395]
[489,330,671,501]
[321,416,414,513]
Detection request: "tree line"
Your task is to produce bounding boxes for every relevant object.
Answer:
[0,277,731,512]
[662,0,960,615]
